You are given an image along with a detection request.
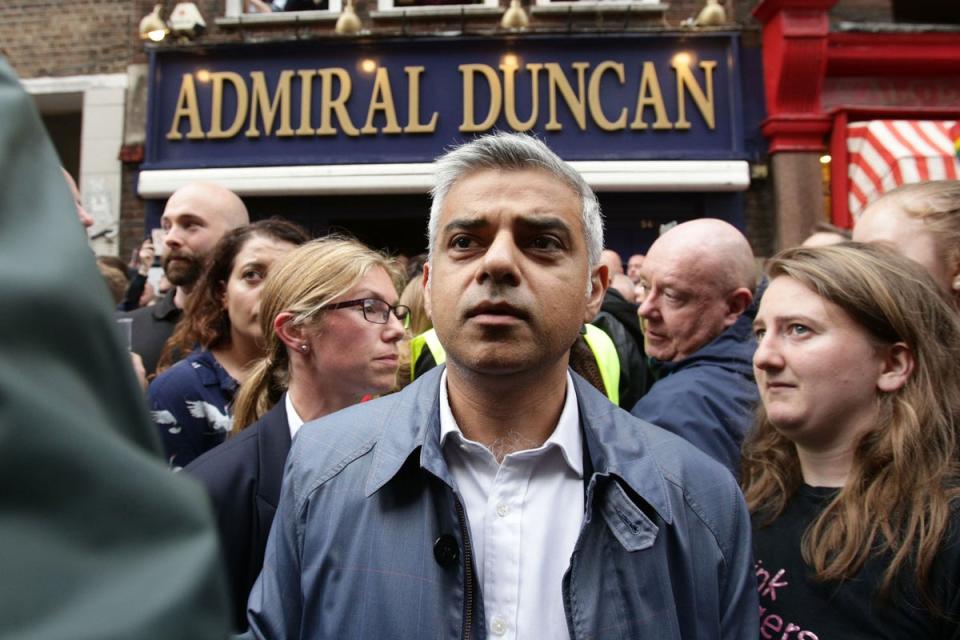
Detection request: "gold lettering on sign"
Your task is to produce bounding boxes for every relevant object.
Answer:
[459,64,502,133]
[630,62,672,131]
[545,62,588,131]
[588,61,627,131]
[316,68,359,137]
[673,60,716,130]
[162,56,725,143]
[166,74,204,140]
[362,67,402,135]
[208,72,248,139]
[501,62,541,132]
[246,71,294,138]
[296,70,317,136]
[403,66,438,133]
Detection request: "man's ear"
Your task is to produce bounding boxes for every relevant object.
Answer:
[584,264,609,323]
[723,288,753,326]
[274,312,304,351]
[422,262,433,319]
[877,342,914,393]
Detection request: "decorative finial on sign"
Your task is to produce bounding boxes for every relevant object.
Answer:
[335,0,363,34]
[681,0,727,27]
[695,0,727,26]
[501,0,529,30]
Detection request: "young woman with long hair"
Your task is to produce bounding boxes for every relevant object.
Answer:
[744,243,960,637]
[148,219,309,468]
[184,236,407,629]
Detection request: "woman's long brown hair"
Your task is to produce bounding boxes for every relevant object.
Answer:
[741,243,960,612]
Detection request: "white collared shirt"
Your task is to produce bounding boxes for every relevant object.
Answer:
[439,370,584,640]
[284,392,305,439]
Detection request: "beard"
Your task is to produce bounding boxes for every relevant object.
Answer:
[163,251,203,287]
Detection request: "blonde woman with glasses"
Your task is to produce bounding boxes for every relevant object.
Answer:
[185,236,407,630]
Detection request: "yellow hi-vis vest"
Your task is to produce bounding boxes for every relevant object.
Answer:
[409,325,620,405]
[410,328,446,382]
[581,323,620,405]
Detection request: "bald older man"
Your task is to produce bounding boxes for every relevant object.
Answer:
[631,219,759,474]
[123,182,249,375]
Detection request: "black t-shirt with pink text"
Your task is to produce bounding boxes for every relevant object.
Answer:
[752,484,960,640]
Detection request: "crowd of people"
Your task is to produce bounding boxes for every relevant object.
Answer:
[5,52,960,639]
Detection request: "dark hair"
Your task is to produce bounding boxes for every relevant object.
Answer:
[156,218,310,373]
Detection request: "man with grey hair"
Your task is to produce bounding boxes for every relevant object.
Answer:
[245,133,757,639]
[631,218,759,475]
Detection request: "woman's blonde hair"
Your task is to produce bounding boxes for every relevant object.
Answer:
[741,243,960,611]
[869,180,960,305]
[231,235,402,431]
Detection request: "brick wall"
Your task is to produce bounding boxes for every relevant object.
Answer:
[0,0,143,79]
[830,0,891,24]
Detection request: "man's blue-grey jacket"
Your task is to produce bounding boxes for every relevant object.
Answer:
[245,367,759,639]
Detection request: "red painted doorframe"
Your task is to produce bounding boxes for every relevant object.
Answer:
[753,0,960,228]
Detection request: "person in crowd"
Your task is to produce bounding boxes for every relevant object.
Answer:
[591,248,647,406]
[187,237,405,630]
[397,269,434,388]
[610,272,636,303]
[96,257,129,305]
[744,243,960,637]
[61,167,94,229]
[1,55,231,638]
[149,219,308,468]
[631,218,758,475]
[852,179,960,309]
[600,248,624,279]
[245,133,757,639]
[801,221,850,248]
[626,252,644,283]
[117,237,156,311]
[123,181,250,376]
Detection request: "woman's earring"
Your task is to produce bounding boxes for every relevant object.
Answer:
[299,344,309,354]
[952,277,960,291]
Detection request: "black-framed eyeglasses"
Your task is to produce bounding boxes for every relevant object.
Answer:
[321,298,411,327]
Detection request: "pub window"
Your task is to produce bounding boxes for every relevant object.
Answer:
[531,0,665,8]
[244,0,336,13]
[375,0,498,12]
[892,0,959,24]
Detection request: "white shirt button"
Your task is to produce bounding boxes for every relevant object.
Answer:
[491,618,507,635]
[496,502,510,517]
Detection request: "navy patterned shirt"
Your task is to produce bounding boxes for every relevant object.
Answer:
[148,349,238,469]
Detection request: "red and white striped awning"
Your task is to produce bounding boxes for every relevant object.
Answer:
[847,120,959,219]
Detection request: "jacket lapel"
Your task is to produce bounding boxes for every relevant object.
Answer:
[257,400,292,510]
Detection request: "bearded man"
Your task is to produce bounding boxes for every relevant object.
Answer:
[123,182,249,375]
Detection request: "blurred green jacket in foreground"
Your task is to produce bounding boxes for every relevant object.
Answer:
[0,56,231,640]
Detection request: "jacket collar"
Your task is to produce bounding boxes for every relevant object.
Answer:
[256,399,293,507]
[364,366,673,525]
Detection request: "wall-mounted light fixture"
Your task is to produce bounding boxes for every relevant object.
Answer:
[139,4,169,42]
